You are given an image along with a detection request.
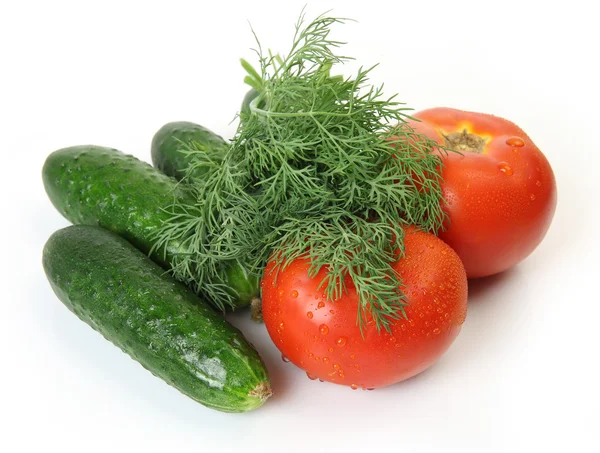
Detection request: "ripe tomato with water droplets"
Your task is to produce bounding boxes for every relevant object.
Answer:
[405,108,557,278]
[261,227,468,389]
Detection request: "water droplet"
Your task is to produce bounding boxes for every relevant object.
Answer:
[290,290,298,298]
[329,309,335,314]
[336,336,347,346]
[536,180,542,187]
[350,354,355,360]
[506,137,525,147]
[323,357,329,363]
[317,301,325,309]
[309,352,314,358]
[333,363,340,370]
[279,321,285,330]
[498,162,514,176]
[319,324,329,335]
[307,311,313,319]
[433,328,441,335]
[351,384,358,390]
[530,193,536,201]
[278,290,285,297]
[328,347,334,352]
[281,354,290,363]
[306,372,317,380]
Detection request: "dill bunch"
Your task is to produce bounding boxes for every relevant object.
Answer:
[153,12,446,331]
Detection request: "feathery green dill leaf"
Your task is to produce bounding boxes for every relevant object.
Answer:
[152,11,447,331]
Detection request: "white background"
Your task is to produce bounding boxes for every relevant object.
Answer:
[2,0,599,452]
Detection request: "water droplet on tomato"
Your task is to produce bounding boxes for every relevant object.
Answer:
[278,290,285,297]
[319,324,329,335]
[506,137,525,147]
[290,290,298,298]
[282,354,290,363]
[307,311,313,319]
[317,301,325,309]
[329,309,335,314]
[333,363,340,370]
[433,328,441,335]
[498,162,514,176]
[530,193,536,201]
[351,384,358,390]
[328,347,334,352]
[323,357,329,363]
[336,336,347,346]
[306,372,317,380]
[350,354,355,360]
[309,352,314,358]
[279,321,285,330]
[536,180,542,187]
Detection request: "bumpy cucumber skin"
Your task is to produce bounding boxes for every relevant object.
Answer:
[42,146,258,309]
[43,225,271,412]
[151,121,227,181]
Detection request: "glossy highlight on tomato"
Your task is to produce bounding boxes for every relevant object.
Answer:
[261,227,468,389]
[406,108,557,278]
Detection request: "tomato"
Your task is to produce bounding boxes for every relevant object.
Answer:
[406,108,557,278]
[261,227,468,389]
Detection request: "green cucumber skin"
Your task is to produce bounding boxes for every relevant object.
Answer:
[43,225,270,412]
[42,145,257,309]
[42,145,190,259]
[151,121,227,181]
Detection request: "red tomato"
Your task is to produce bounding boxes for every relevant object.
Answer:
[261,227,468,389]
[406,108,557,278]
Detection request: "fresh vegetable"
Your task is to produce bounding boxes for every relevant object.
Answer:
[43,225,271,412]
[261,227,468,388]
[154,14,447,330]
[406,108,557,277]
[151,121,227,181]
[42,145,258,310]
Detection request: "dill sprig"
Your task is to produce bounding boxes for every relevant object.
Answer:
[153,12,447,331]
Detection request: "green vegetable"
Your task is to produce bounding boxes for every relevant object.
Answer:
[153,13,447,332]
[42,145,258,310]
[43,225,271,412]
[151,121,227,181]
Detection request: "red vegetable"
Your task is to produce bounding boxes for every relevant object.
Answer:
[261,227,468,389]
[406,108,557,278]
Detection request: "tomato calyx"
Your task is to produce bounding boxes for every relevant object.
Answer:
[442,128,486,154]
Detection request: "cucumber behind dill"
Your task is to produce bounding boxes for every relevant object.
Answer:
[42,145,258,310]
[42,225,271,412]
[151,121,227,182]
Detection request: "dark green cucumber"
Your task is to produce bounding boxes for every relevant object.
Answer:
[241,89,260,117]
[42,145,258,309]
[151,121,227,181]
[43,225,271,412]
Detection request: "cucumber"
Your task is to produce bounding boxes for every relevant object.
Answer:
[151,121,227,182]
[42,145,258,310]
[43,225,271,412]
[241,89,260,117]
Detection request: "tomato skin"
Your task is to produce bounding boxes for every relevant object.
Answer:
[407,108,557,278]
[261,228,467,389]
